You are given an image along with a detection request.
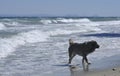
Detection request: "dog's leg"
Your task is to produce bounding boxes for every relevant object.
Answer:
[82,57,86,71]
[82,55,87,66]
[83,55,91,64]
[68,53,76,64]
[82,55,90,71]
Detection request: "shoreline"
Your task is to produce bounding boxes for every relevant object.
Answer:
[85,67,120,76]
[44,65,120,76]
[43,54,120,76]
[69,65,120,76]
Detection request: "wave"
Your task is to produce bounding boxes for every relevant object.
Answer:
[0,23,6,30]
[0,26,102,58]
[40,18,91,24]
[97,20,120,26]
[0,30,49,58]
[47,29,87,36]
[40,20,53,24]
[4,21,21,27]
[56,18,90,23]
[47,27,102,36]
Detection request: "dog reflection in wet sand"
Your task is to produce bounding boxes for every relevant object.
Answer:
[68,39,100,71]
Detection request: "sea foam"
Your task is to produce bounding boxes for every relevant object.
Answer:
[97,20,120,26]
[0,23,6,30]
[56,18,90,23]
[40,18,91,24]
[0,30,49,58]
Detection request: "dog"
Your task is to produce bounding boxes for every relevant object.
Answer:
[68,39,100,65]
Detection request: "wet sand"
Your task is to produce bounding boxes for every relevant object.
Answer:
[44,54,120,76]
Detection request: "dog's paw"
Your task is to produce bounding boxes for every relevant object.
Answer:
[88,63,91,65]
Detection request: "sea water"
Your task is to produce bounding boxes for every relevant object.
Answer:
[0,17,120,76]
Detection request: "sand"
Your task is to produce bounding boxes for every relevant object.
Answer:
[85,68,120,76]
[44,54,120,76]
[69,55,120,76]
[69,66,120,76]
[44,65,120,76]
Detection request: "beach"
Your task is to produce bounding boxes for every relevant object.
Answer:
[86,68,120,76]
[70,67,120,76]
[42,65,120,76]
[42,54,120,76]
[0,17,120,76]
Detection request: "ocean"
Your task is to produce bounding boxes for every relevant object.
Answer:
[0,17,120,76]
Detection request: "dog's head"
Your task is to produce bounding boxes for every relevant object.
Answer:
[90,40,100,49]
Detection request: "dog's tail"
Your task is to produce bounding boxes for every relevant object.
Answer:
[69,39,74,46]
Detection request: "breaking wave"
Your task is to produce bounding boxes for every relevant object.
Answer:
[0,23,6,30]
[0,30,49,58]
[40,18,91,24]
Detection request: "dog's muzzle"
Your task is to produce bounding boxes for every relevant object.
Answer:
[96,44,100,48]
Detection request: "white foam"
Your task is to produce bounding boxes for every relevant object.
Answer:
[47,29,87,36]
[46,26,102,36]
[40,18,91,24]
[0,30,49,58]
[47,23,102,36]
[97,20,120,26]
[56,18,91,23]
[0,23,6,30]
[40,20,52,24]
[4,22,21,26]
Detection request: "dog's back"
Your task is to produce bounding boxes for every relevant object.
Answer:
[69,42,87,56]
[69,41,99,56]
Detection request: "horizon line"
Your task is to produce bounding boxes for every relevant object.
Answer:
[0,16,120,18]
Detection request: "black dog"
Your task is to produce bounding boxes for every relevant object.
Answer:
[68,39,100,65]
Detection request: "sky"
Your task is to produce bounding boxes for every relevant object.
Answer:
[0,0,120,17]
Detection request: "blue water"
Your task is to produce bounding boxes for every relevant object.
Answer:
[0,17,120,76]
